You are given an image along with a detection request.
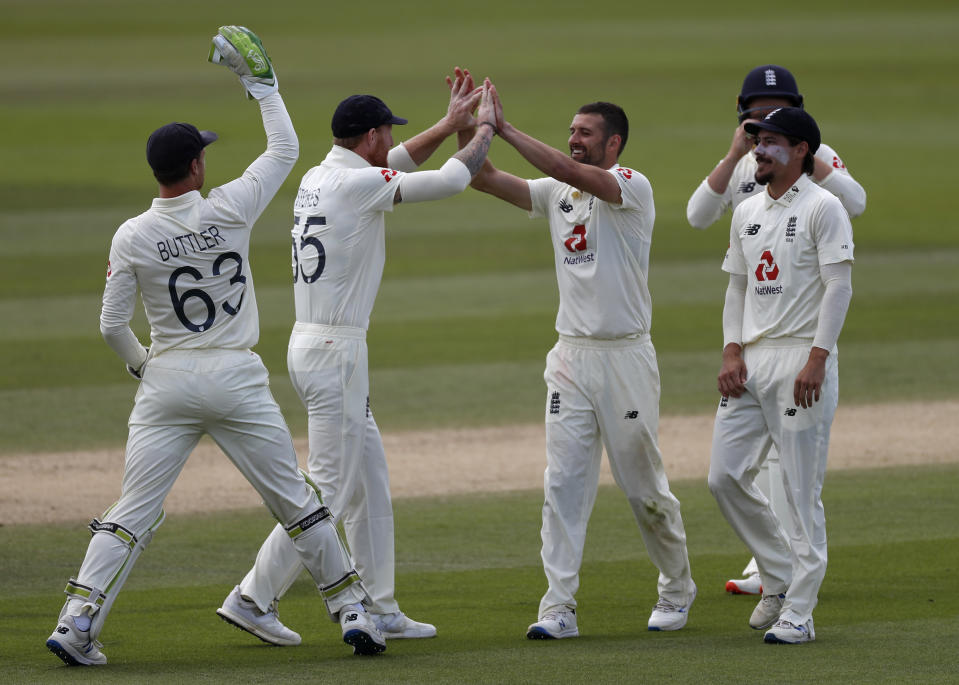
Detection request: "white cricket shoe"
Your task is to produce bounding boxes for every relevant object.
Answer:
[340,607,387,655]
[764,618,815,644]
[46,614,107,666]
[526,608,578,639]
[725,572,762,595]
[648,584,696,631]
[372,611,436,639]
[216,586,301,646]
[749,593,785,630]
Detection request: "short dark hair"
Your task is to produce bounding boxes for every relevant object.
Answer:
[786,135,816,176]
[333,133,365,150]
[153,159,196,185]
[577,102,629,155]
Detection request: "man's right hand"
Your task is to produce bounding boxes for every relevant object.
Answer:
[726,121,756,162]
[717,343,748,398]
[444,67,482,131]
[209,25,278,100]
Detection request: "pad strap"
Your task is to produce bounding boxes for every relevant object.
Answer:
[64,579,106,608]
[318,570,363,600]
[284,506,332,538]
[89,517,138,549]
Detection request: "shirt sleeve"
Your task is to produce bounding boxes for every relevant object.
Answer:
[608,166,652,212]
[815,143,867,218]
[722,204,748,276]
[812,261,853,352]
[722,273,747,348]
[99,225,148,368]
[387,143,418,172]
[349,166,407,214]
[687,175,731,229]
[812,194,856,266]
[205,92,299,226]
[527,177,556,219]
[396,158,471,204]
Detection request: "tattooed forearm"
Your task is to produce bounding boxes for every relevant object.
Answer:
[453,124,496,176]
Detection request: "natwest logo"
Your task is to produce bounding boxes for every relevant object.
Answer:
[564,224,587,252]
[755,250,780,281]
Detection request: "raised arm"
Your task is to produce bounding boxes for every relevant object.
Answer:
[490,85,622,204]
[813,144,867,218]
[387,67,482,171]
[687,122,752,229]
[208,26,298,222]
[392,79,497,205]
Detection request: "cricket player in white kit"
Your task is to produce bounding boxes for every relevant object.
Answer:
[218,71,500,643]
[45,27,387,666]
[466,91,696,639]
[707,106,854,644]
[688,65,865,596]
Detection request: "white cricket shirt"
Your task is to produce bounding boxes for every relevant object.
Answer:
[291,146,405,330]
[723,173,855,344]
[687,142,866,229]
[528,165,655,339]
[100,93,298,356]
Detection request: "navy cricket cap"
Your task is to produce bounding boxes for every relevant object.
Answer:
[331,95,408,138]
[146,122,218,175]
[744,107,821,154]
[737,65,803,121]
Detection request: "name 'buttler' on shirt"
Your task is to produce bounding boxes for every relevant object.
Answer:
[156,227,228,261]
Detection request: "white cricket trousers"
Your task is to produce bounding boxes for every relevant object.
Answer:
[67,349,365,629]
[240,324,399,615]
[538,334,695,617]
[740,447,787,579]
[708,339,838,626]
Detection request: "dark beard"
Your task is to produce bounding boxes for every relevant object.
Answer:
[755,169,773,186]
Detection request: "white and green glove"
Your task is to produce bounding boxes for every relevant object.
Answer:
[208,25,278,100]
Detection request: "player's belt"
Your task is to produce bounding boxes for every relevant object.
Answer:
[558,332,650,349]
[292,322,366,339]
[747,336,814,349]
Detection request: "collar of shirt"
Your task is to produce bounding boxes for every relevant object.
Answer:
[324,145,372,169]
[151,190,202,210]
[763,172,812,209]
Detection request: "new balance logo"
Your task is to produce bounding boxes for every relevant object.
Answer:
[743,224,761,236]
[559,199,573,213]
[549,392,561,415]
[738,181,756,194]
[344,613,358,623]
[784,408,797,416]
[624,410,639,419]
[56,626,69,634]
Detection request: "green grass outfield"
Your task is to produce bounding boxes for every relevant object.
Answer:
[2,0,958,682]
[1,0,958,450]
[4,466,959,683]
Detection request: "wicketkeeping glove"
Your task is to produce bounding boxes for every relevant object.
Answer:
[208,25,278,100]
